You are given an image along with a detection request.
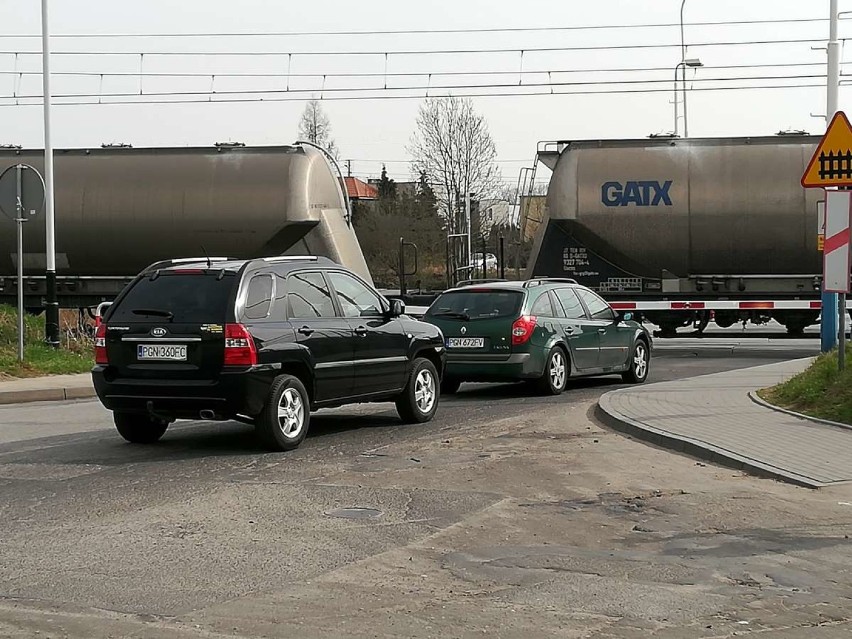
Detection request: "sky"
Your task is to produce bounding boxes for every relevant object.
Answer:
[0,0,844,187]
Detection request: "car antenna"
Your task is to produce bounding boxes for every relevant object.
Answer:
[201,246,212,269]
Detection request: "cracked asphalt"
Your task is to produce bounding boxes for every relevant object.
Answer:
[1,340,851,638]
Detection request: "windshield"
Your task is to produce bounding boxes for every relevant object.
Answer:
[108,272,237,324]
[426,289,523,321]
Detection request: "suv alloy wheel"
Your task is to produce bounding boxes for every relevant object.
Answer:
[256,375,311,451]
[396,358,440,423]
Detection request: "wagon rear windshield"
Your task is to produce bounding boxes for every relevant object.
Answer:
[108,272,237,324]
[426,289,523,321]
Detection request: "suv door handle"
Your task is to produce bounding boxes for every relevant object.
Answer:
[297,326,315,336]
[598,328,607,334]
[354,326,368,336]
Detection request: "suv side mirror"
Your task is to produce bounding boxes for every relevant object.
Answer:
[388,299,405,317]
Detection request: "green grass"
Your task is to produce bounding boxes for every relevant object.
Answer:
[0,305,94,378]
[758,348,852,425]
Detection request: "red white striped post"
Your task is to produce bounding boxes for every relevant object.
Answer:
[824,190,851,369]
[823,191,852,294]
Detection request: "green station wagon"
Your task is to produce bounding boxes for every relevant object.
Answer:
[423,278,652,395]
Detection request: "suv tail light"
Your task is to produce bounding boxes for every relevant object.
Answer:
[95,323,108,364]
[224,323,258,366]
[512,315,537,346]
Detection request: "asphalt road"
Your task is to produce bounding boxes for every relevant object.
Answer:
[3,339,851,638]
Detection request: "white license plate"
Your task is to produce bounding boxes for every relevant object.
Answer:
[447,337,485,349]
[137,344,188,361]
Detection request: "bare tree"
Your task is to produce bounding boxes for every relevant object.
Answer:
[298,99,339,158]
[408,97,501,236]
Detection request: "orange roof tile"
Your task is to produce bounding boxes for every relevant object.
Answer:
[344,177,379,200]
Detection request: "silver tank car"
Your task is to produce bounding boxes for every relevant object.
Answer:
[0,144,370,307]
[527,135,824,334]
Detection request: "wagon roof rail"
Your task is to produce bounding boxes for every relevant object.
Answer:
[523,277,578,287]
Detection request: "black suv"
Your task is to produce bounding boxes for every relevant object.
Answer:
[92,256,446,451]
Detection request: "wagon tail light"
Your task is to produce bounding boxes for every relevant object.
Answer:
[512,315,537,346]
[94,323,108,364]
[224,323,257,366]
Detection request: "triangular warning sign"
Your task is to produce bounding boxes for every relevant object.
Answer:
[802,111,852,187]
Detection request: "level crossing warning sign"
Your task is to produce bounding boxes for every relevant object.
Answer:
[802,111,852,187]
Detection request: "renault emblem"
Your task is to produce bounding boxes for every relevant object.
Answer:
[151,327,167,337]
[460,326,467,335]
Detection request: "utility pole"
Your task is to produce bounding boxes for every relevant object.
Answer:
[823,0,841,355]
[41,0,59,348]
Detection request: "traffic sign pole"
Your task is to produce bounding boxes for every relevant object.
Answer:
[823,0,841,354]
[15,166,24,362]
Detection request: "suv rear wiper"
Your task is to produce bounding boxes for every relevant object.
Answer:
[131,308,175,320]
[431,310,470,321]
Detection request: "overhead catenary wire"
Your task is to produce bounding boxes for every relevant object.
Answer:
[0,60,833,80]
[0,16,829,38]
[0,72,835,102]
[0,81,830,108]
[0,37,830,57]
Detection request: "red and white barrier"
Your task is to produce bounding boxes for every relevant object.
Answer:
[609,300,830,311]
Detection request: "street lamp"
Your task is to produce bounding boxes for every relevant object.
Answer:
[40,0,58,347]
[673,58,703,137]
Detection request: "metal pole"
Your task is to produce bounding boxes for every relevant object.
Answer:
[41,0,59,348]
[840,295,847,370]
[680,0,689,138]
[499,234,505,279]
[445,234,451,289]
[398,237,406,297]
[823,0,841,354]
[682,64,690,138]
[465,191,472,275]
[15,166,24,363]
[673,65,680,137]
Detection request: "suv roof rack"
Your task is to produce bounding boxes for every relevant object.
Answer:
[523,277,578,287]
[261,255,324,263]
[143,257,232,271]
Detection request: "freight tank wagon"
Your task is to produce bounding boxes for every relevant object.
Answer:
[527,135,824,335]
[0,143,370,310]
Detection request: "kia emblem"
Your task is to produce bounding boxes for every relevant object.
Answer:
[151,327,167,337]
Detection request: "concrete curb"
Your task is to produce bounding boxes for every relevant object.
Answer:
[596,391,823,489]
[0,386,96,406]
[747,391,852,433]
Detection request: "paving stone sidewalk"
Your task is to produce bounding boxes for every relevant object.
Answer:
[597,358,852,488]
[0,373,94,405]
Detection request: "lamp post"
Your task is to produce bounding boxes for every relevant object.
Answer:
[673,59,703,137]
[40,0,58,348]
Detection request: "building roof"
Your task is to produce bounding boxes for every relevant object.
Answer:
[344,177,379,200]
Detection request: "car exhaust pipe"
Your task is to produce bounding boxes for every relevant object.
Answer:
[199,410,217,421]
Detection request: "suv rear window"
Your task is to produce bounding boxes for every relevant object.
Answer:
[426,289,523,321]
[109,272,237,323]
